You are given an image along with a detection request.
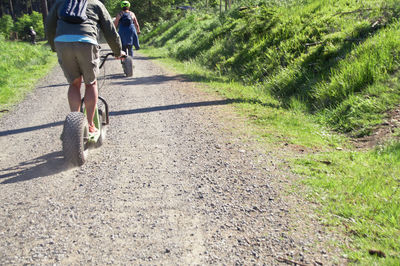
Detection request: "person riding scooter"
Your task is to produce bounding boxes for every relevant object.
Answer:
[114,1,140,57]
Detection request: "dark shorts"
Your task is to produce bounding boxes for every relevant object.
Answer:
[55,42,100,85]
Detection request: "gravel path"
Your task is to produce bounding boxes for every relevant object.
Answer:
[0,48,345,265]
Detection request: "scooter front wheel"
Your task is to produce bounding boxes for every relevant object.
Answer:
[62,112,89,166]
[122,56,133,77]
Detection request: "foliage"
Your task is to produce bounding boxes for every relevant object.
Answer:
[104,0,186,26]
[13,11,44,40]
[0,15,14,39]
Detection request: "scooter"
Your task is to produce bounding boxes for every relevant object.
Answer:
[61,52,131,166]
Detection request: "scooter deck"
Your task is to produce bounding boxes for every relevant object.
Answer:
[84,107,102,143]
[88,129,101,143]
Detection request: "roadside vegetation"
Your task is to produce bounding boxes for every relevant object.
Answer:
[0,37,56,112]
[142,0,400,263]
[0,10,55,113]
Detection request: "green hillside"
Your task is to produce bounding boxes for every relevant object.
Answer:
[144,0,400,137]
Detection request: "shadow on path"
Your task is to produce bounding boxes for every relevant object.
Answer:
[110,99,237,116]
[110,73,225,86]
[0,98,276,137]
[0,121,63,137]
[133,55,164,60]
[36,83,69,89]
[0,151,67,184]
[111,74,185,86]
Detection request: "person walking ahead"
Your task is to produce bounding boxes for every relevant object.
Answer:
[114,0,140,57]
[46,0,124,133]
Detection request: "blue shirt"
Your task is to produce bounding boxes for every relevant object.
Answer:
[54,35,98,45]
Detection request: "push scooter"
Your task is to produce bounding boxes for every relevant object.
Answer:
[61,52,130,166]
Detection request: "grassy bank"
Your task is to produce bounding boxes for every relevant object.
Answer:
[143,0,400,138]
[0,38,57,112]
[141,0,400,262]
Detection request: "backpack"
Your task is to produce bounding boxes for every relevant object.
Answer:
[59,0,88,24]
[119,12,133,27]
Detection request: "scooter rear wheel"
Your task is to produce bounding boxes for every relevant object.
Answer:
[62,112,89,166]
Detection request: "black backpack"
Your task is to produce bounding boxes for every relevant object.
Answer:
[119,12,133,26]
[59,0,88,24]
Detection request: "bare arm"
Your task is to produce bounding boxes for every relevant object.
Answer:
[45,0,60,51]
[114,12,121,28]
[131,12,140,34]
[98,5,122,57]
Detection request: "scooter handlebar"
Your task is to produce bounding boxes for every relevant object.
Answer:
[99,53,127,69]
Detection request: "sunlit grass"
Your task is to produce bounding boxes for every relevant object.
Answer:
[293,142,400,264]
[143,0,400,138]
[0,39,57,112]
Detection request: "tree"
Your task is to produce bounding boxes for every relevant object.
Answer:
[40,0,47,30]
[0,14,13,39]
[8,0,14,19]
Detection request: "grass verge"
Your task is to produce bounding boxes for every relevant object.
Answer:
[293,142,400,264]
[0,39,57,113]
[140,46,400,264]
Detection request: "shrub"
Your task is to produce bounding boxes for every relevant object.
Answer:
[0,15,14,40]
[13,11,44,41]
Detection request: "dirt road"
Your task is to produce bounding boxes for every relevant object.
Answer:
[0,49,343,264]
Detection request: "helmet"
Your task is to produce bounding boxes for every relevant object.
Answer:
[121,1,130,8]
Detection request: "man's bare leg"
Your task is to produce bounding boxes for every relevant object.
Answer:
[68,77,82,112]
[84,81,98,132]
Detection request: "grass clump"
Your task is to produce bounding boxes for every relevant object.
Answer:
[0,38,56,111]
[293,142,400,263]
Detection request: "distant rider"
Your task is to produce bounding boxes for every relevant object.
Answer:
[114,1,140,57]
[46,0,125,133]
[28,26,36,44]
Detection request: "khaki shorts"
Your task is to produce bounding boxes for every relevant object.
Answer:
[55,42,100,85]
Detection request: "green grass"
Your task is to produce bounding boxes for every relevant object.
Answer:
[142,0,400,138]
[293,142,400,264]
[0,39,57,112]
